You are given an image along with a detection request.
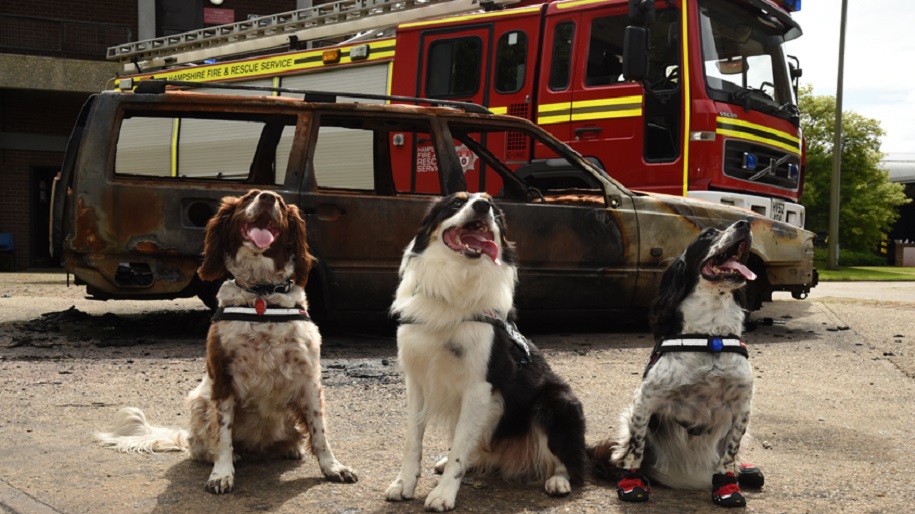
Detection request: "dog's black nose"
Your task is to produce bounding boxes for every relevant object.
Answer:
[471,200,491,215]
[258,193,277,205]
[735,220,749,230]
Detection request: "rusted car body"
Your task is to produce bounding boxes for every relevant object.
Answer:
[51,82,816,322]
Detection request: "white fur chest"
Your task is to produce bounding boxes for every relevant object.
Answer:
[397,322,495,420]
[214,320,320,411]
[678,282,746,336]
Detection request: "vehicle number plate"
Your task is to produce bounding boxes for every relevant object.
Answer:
[771,198,785,221]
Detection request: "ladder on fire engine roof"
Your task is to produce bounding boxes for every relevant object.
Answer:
[108,0,519,74]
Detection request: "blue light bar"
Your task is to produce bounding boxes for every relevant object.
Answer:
[782,0,801,12]
[742,152,758,171]
[787,163,800,181]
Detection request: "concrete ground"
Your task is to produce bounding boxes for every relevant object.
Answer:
[0,272,913,513]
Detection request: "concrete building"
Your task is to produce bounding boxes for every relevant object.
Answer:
[0,0,301,271]
[884,153,915,264]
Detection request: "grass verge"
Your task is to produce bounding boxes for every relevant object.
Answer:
[816,264,915,281]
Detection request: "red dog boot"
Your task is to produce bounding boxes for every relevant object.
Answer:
[712,472,746,507]
[617,469,650,502]
[737,463,765,489]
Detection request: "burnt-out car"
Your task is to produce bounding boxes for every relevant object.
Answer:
[51,80,816,323]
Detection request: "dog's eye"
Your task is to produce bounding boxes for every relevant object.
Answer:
[449,198,466,209]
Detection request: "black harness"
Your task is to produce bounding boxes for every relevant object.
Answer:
[212,279,311,323]
[400,312,532,367]
[644,334,748,377]
[234,279,294,296]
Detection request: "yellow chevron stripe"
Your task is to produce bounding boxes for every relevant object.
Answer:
[538,101,572,113]
[129,41,395,83]
[571,108,641,122]
[538,115,572,125]
[556,0,609,9]
[400,6,541,28]
[681,0,691,196]
[537,102,571,125]
[717,116,801,145]
[170,118,179,177]
[488,106,508,115]
[572,95,642,108]
[717,128,802,155]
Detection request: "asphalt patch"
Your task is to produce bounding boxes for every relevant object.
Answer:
[7,306,210,347]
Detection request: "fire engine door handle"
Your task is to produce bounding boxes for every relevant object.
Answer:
[574,126,602,140]
[573,126,602,135]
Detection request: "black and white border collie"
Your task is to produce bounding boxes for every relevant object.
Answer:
[594,219,762,508]
[385,192,587,511]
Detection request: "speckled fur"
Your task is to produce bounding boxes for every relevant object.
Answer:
[96,190,356,494]
[600,221,756,491]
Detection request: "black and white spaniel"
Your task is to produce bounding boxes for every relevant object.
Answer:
[385,192,587,511]
[594,219,763,507]
[96,189,357,493]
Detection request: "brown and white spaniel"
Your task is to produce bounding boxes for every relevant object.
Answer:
[96,189,357,493]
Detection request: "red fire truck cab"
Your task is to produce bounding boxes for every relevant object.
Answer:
[389,0,806,226]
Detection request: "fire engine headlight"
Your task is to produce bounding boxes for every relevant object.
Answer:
[690,131,716,141]
[742,152,758,171]
[788,163,800,181]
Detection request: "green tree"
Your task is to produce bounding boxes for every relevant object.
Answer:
[798,85,910,254]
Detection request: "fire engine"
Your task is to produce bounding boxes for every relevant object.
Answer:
[110,0,807,227]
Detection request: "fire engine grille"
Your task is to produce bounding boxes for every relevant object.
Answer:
[506,103,530,155]
[722,139,800,191]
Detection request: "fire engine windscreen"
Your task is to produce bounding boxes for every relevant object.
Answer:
[698,0,798,121]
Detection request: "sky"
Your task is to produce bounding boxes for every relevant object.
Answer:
[788,1,915,154]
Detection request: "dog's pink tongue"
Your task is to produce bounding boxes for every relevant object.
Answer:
[464,234,501,265]
[248,227,275,249]
[720,260,757,281]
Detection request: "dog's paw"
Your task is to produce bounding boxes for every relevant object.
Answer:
[545,475,572,496]
[385,478,416,501]
[282,444,307,460]
[712,472,746,508]
[737,464,765,489]
[283,449,304,460]
[323,462,358,483]
[424,489,457,512]
[616,469,650,503]
[205,472,234,494]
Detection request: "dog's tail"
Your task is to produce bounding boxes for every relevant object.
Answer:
[95,407,188,453]
[587,440,626,482]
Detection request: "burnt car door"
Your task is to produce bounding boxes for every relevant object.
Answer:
[297,111,463,319]
[447,121,641,318]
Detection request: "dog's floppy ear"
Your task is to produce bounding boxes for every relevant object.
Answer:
[198,196,240,282]
[286,203,315,288]
[649,257,691,341]
[492,202,517,266]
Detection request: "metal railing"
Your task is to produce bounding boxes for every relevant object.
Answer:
[0,15,132,61]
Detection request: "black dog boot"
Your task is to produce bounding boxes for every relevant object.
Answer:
[712,472,746,507]
[617,469,650,502]
[737,463,765,489]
